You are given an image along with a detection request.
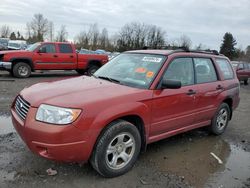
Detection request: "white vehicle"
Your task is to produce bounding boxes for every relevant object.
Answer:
[8,40,27,50]
[0,38,9,50]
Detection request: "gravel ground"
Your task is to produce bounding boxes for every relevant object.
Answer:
[0,71,250,188]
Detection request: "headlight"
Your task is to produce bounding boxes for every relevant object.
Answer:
[36,104,81,125]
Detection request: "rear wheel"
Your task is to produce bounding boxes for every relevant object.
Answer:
[87,65,99,76]
[13,62,31,78]
[90,120,141,177]
[210,103,230,135]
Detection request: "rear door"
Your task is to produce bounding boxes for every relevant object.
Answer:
[193,58,223,124]
[56,43,77,69]
[150,57,197,139]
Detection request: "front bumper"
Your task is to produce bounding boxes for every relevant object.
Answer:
[11,107,92,162]
[0,61,12,70]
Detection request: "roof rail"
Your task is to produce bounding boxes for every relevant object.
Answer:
[169,48,222,56]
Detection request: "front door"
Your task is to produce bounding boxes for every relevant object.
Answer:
[34,43,60,69]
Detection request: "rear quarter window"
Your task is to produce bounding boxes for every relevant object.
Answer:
[58,44,73,53]
[216,59,234,80]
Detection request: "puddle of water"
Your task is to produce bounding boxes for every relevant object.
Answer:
[143,132,250,188]
[0,116,15,135]
[205,145,250,188]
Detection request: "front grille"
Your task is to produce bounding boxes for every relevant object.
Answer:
[15,96,30,120]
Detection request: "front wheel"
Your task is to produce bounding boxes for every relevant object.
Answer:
[13,62,31,78]
[210,103,230,135]
[90,120,141,177]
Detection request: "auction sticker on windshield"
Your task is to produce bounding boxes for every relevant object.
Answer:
[142,56,162,63]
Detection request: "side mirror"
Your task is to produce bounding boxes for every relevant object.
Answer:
[161,79,181,89]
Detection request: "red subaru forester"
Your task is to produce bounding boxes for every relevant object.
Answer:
[11,49,240,177]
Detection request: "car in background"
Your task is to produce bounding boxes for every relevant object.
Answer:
[8,40,27,50]
[232,61,250,85]
[108,52,120,60]
[95,49,106,54]
[79,48,95,54]
[0,42,108,78]
[0,38,9,50]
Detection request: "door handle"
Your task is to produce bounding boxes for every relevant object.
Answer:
[69,55,74,58]
[53,55,58,58]
[216,85,224,90]
[186,89,196,95]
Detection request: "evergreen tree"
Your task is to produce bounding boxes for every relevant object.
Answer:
[219,32,237,60]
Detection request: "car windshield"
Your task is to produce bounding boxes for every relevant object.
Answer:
[26,42,41,51]
[94,53,166,89]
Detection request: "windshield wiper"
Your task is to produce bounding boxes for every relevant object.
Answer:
[97,76,121,83]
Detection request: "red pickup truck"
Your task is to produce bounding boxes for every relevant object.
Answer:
[0,42,108,78]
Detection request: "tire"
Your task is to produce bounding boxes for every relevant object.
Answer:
[76,69,86,75]
[90,120,141,177]
[13,62,31,78]
[209,103,230,135]
[244,79,248,85]
[87,65,99,76]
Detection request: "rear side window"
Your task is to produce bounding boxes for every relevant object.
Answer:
[194,58,217,84]
[164,58,194,86]
[216,59,234,80]
[59,44,73,53]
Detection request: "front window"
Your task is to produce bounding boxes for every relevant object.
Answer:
[39,44,56,53]
[94,53,166,89]
[26,43,41,51]
[163,58,194,86]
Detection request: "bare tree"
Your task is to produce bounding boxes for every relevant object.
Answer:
[0,25,11,38]
[48,21,54,42]
[74,31,89,49]
[56,25,68,42]
[195,43,209,50]
[28,13,49,42]
[116,22,166,51]
[178,35,192,49]
[99,28,109,49]
[88,23,99,50]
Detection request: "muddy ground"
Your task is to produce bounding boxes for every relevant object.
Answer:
[0,71,250,188]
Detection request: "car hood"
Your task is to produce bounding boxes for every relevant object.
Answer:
[0,50,27,54]
[20,76,152,108]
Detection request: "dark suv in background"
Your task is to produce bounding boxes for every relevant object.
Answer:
[232,61,250,85]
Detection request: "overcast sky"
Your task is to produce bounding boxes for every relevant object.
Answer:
[0,0,250,50]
